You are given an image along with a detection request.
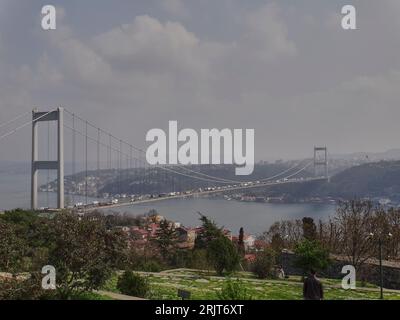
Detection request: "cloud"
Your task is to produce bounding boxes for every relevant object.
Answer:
[241,3,296,61]
[160,0,188,17]
[342,71,400,104]
[93,15,204,74]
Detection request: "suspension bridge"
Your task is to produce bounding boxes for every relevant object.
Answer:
[0,107,329,211]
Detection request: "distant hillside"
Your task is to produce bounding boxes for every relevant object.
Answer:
[331,149,400,161]
[245,160,400,202]
[316,161,400,199]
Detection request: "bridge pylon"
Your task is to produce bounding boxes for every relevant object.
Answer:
[313,146,329,181]
[31,107,64,210]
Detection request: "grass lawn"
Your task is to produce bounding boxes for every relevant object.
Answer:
[102,269,400,300]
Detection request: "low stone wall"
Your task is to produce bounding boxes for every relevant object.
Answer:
[281,252,400,290]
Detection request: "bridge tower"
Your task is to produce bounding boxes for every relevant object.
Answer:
[31,108,64,210]
[314,146,329,181]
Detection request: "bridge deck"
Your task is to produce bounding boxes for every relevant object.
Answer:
[80,177,328,212]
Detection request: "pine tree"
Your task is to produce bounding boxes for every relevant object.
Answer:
[154,220,178,260]
[194,213,224,249]
[238,227,245,256]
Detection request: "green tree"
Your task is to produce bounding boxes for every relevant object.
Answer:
[0,220,26,273]
[0,209,52,271]
[237,227,245,256]
[207,236,240,275]
[154,220,178,260]
[294,239,330,275]
[194,213,224,249]
[47,212,128,299]
[252,248,276,279]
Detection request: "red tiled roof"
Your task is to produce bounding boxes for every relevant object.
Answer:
[244,254,256,262]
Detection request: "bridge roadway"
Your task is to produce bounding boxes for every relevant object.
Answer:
[83,176,328,212]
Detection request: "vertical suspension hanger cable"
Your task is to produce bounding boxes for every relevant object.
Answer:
[119,139,122,196]
[140,153,144,195]
[130,145,133,192]
[72,113,76,206]
[46,121,50,208]
[97,128,100,198]
[85,120,88,209]
[126,149,129,194]
[126,153,129,194]
[108,134,112,170]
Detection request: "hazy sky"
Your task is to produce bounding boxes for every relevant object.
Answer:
[1,0,400,162]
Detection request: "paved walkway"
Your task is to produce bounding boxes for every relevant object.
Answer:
[95,290,146,300]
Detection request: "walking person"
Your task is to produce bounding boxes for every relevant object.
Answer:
[303,269,324,300]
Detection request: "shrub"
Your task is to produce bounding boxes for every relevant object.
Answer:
[217,279,252,300]
[138,260,164,273]
[0,273,54,300]
[252,248,276,279]
[117,271,150,298]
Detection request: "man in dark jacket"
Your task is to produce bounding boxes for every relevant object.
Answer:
[303,269,324,300]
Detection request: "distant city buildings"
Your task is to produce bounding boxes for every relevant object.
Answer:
[115,213,257,254]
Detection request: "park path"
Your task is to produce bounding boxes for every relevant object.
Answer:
[95,290,146,300]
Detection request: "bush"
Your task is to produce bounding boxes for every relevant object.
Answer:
[137,260,164,272]
[0,273,54,300]
[186,249,212,270]
[252,248,276,279]
[117,271,150,298]
[217,279,252,300]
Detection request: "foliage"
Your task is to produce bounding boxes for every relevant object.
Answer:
[126,246,165,272]
[194,213,224,249]
[237,227,245,256]
[217,279,252,300]
[0,220,26,273]
[154,220,178,260]
[186,249,212,270]
[294,239,330,274]
[117,271,149,298]
[137,260,164,273]
[207,236,240,276]
[252,248,276,279]
[0,273,54,300]
[46,212,128,299]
